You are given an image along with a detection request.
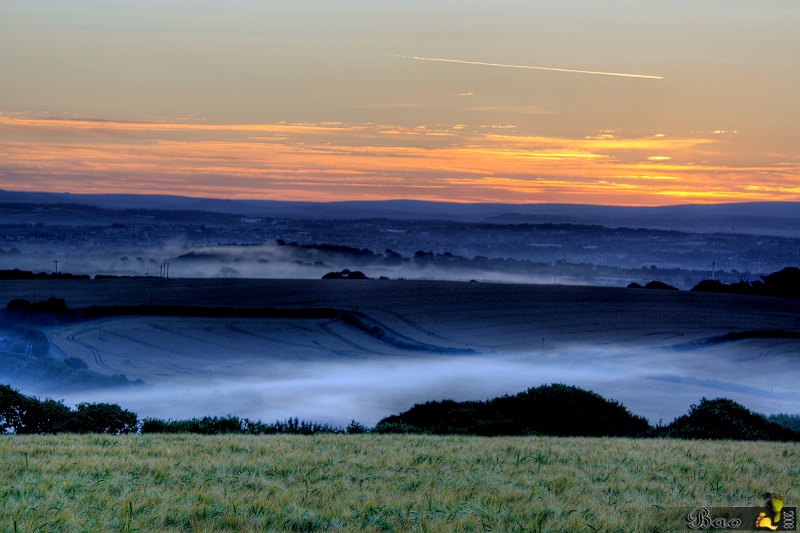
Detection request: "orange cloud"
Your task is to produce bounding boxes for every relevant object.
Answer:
[0,116,798,205]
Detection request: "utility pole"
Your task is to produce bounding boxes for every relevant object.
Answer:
[712,261,716,281]
[53,260,59,274]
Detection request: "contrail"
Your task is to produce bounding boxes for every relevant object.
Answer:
[397,55,663,80]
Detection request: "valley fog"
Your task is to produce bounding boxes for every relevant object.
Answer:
[2,279,798,428]
[47,346,800,428]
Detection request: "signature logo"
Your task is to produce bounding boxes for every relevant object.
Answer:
[683,492,796,531]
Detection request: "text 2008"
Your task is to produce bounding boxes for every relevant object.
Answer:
[783,509,795,531]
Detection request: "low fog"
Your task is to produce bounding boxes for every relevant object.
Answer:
[20,345,800,428]
[0,243,583,285]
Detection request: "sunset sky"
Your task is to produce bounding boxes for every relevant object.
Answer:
[1,1,798,205]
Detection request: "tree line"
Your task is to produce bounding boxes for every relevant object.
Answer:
[374,385,800,441]
[2,383,798,440]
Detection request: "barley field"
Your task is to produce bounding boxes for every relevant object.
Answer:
[2,434,797,532]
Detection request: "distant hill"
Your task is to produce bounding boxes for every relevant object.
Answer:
[2,190,800,235]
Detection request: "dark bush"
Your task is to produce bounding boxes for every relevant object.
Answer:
[629,281,679,290]
[375,384,650,437]
[3,386,138,434]
[60,402,139,435]
[691,279,731,293]
[691,267,800,299]
[322,269,367,279]
[33,297,70,314]
[6,298,32,312]
[6,297,70,315]
[762,267,800,298]
[644,281,679,290]
[659,398,799,441]
[16,397,72,434]
[5,298,76,325]
[492,384,650,437]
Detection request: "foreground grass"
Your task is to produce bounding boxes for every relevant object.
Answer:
[1,435,797,532]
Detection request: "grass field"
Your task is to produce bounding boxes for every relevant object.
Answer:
[2,434,797,532]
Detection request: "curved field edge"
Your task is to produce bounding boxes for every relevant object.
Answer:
[1,434,797,532]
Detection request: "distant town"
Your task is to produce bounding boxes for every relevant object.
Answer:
[1,200,799,289]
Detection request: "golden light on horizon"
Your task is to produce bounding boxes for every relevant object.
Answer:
[1,116,798,206]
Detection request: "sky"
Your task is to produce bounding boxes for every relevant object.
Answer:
[1,0,799,205]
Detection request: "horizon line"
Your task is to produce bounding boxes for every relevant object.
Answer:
[2,188,797,208]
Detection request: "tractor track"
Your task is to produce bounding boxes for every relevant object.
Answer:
[66,330,107,368]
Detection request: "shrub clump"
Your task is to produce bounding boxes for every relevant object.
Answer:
[6,297,71,316]
[322,269,367,279]
[375,384,651,437]
[628,281,679,290]
[657,398,799,441]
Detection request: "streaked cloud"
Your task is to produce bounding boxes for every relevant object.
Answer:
[1,116,798,205]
